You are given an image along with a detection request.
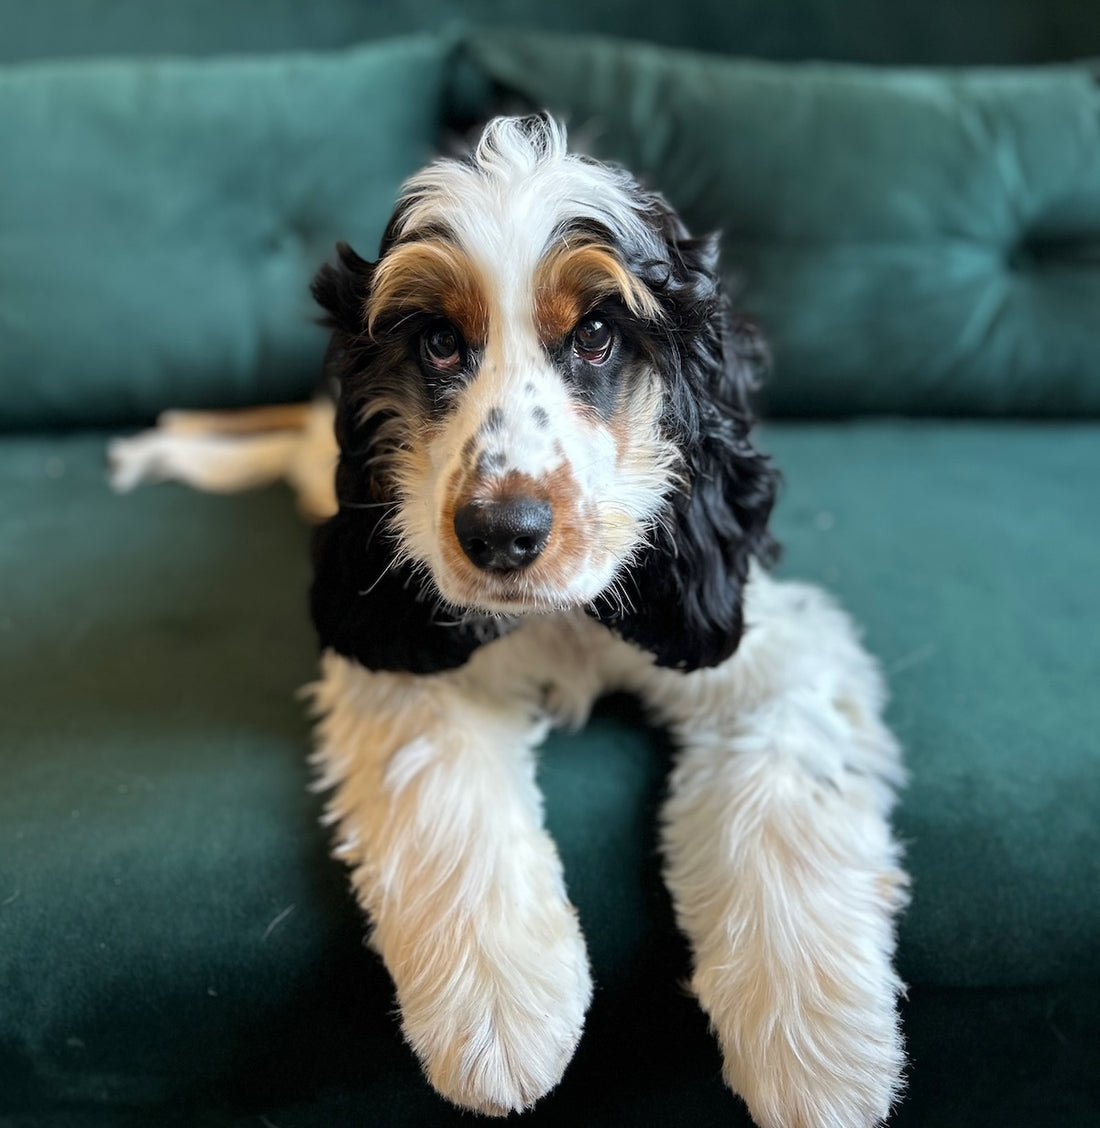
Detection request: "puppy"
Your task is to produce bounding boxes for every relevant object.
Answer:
[112,114,908,1127]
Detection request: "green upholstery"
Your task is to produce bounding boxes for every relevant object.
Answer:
[763,422,1100,988]
[3,0,1100,67]
[2,425,1098,1124]
[0,37,448,430]
[468,33,1100,417]
[10,36,1099,431]
[2,8,1099,1126]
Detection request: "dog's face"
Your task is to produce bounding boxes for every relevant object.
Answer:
[312,116,777,673]
[363,124,682,615]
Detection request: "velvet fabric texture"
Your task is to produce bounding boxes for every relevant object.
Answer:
[7,35,1099,431]
[0,37,449,430]
[467,33,1100,417]
[2,424,1097,1123]
[4,0,1100,67]
[3,16,1099,1126]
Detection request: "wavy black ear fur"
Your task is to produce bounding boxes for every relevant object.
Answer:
[310,194,776,675]
[309,240,509,674]
[589,203,780,671]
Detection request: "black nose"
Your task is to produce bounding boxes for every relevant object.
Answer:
[454,496,553,572]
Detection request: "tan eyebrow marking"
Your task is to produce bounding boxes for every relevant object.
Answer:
[533,241,663,345]
[367,240,490,347]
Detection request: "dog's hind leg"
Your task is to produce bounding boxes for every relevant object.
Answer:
[108,399,337,521]
[637,570,908,1128]
[153,403,315,436]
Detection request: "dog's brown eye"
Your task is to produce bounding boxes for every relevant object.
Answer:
[421,322,462,368]
[573,317,614,364]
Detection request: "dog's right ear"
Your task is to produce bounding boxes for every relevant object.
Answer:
[310,242,379,458]
[311,193,414,336]
[311,240,373,339]
[310,502,507,676]
[308,242,510,675]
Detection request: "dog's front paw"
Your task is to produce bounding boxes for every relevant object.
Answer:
[697,951,905,1128]
[391,902,592,1116]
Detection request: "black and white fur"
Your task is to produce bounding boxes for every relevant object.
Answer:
[111,115,907,1127]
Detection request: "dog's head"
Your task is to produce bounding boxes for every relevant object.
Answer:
[311,115,778,674]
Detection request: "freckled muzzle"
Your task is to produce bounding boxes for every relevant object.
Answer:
[453,495,553,572]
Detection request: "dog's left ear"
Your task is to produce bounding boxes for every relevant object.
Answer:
[590,208,780,671]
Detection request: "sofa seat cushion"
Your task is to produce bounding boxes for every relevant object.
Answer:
[1,422,1097,1122]
[764,421,1100,988]
[466,33,1100,417]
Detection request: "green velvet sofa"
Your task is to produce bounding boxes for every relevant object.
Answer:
[2,4,1098,1126]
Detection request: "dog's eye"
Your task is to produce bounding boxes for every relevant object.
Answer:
[573,317,614,365]
[421,321,462,369]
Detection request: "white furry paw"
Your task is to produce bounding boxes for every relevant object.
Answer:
[391,905,592,1116]
[106,432,165,492]
[697,954,905,1128]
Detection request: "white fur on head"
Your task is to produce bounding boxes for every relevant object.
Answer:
[370,116,679,614]
[311,114,778,675]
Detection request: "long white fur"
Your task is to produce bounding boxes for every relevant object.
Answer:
[307,615,606,1116]
[109,117,908,1126]
[643,574,909,1128]
[307,570,907,1124]
[395,118,654,265]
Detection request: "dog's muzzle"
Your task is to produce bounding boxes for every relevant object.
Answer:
[454,496,552,573]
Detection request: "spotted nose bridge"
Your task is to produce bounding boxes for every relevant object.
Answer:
[451,395,563,573]
[464,392,558,474]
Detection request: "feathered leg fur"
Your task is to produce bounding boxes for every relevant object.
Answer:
[107,400,338,521]
[306,633,601,1116]
[639,570,909,1127]
[304,574,907,1125]
[107,115,907,1127]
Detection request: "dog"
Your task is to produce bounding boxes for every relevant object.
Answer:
[110,114,908,1128]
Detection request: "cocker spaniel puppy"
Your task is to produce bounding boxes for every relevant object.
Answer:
[111,114,908,1128]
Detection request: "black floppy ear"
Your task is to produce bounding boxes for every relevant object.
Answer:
[311,240,373,339]
[308,242,507,674]
[590,215,779,672]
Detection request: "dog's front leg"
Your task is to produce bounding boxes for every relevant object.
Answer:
[309,650,591,1116]
[639,574,909,1128]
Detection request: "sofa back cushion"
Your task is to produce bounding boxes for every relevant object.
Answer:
[0,36,448,430]
[468,33,1100,417]
[4,0,1100,67]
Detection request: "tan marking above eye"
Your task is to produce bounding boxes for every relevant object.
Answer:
[533,241,663,345]
[367,240,489,346]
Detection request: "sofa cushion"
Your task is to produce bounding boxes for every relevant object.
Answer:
[764,421,1100,987]
[466,33,1100,417]
[4,0,1100,68]
[0,36,449,431]
[1,422,1097,1122]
